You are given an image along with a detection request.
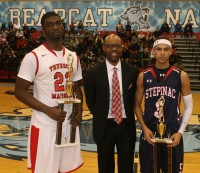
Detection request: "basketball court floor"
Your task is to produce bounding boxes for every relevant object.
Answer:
[0,82,199,173]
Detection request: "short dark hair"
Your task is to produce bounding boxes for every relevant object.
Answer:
[41,11,61,27]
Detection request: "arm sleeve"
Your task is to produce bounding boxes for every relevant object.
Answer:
[73,53,82,82]
[17,52,37,82]
[178,94,193,134]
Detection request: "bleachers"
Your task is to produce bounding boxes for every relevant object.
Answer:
[1,30,200,91]
[0,69,17,81]
[174,35,200,91]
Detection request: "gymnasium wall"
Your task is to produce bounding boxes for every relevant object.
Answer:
[0,1,200,32]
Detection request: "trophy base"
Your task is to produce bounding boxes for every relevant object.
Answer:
[153,141,172,173]
[57,98,81,104]
[55,142,78,148]
[55,98,80,148]
[151,137,172,144]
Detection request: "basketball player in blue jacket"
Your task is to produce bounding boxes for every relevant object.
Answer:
[134,38,193,173]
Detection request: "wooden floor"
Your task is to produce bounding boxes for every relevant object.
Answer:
[0,83,200,173]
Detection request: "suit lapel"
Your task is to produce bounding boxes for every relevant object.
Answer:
[100,61,110,94]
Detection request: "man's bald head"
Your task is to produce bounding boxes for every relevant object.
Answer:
[104,34,121,44]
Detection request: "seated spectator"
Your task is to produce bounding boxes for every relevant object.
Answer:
[1,23,6,31]
[7,28,15,41]
[77,20,84,34]
[137,31,146,42]
[4,44,16,59]
[131,35,140,51]
[76,39,85,55]
[62,19,67,31]
[131,29,137,38]
[116,20,125,37]
[160,21,170,34]
[96,48,105,63]
[125,30,132,42]
[122,45,131,61]
[86,36,94,48]
[152,27,161,40]
[184,21,193,37]
[15,29,24,39]
[23,23,30,40]
[16,36,27,50]
[0,28,9,38]
[4,44,14,54]
[13,21,21,31]
[174,20,183,37]
[29,27,36,33]
[69,37,79,51]
[8,21,14,30]
[27,37,38,50]
[69,22,75,35]
[125,20,132,33]
[138,41,145,56]
[121,36,131,48]
[146,32,154,47]
[8,36,16,49]
[85,48,94,59]
[35,34,45,46]
[83,29,93,37]
[95,35,104,51]
[0,35,8,49]
[93,27,100,37]
[128,46,141,67]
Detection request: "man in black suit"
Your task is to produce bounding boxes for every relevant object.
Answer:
[84,34,139,173]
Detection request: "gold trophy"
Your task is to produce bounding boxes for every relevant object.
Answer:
[157,120,166,139]
[151,96,171,143]
[55,54,81,148]
[66,82,74,99]
[152,96,172,173]
[65,54,74,100]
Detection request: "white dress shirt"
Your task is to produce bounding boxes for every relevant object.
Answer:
[106,59,127,119]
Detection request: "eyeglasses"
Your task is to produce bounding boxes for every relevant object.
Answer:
[104,44,122,49]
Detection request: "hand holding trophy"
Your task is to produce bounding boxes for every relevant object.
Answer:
[55,54,81,148]
[152,96,172,173]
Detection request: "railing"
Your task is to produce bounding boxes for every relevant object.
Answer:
[0,69,17,82]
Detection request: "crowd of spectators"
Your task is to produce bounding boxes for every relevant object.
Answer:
[0,20,187,79]
[65,25,182,76]
[0,21,45,72]
[160,20,193,38]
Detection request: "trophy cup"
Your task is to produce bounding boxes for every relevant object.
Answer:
[55,54,81,148]
[152,96,172,173]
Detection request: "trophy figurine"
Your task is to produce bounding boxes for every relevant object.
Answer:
[65,54,74,100]
[152,96,171,143]
[55,54,81,148]
[152,96,172,173]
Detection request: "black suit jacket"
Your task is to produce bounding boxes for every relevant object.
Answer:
[84,61,139,144]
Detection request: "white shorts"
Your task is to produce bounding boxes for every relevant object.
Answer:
[27,117,83,173]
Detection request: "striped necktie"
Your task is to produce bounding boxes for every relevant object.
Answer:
[111,67,123,124]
